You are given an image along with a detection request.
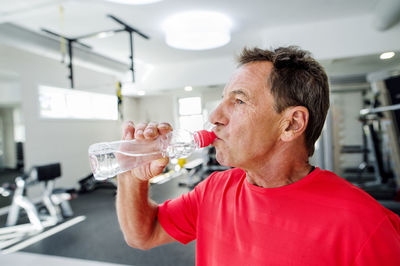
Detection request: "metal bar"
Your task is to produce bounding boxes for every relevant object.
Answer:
[68,40,74,88]
[74,41,92,49]
[1,216,86,255]
[0,236,25,250]
[107,14,150,39]
[105,14,150,82]
[41,28,91,49]
[360,103,400,115]
[129,31,135,82]
[323,109,334,171]
[41,28,68,39]
[330,86,369,94]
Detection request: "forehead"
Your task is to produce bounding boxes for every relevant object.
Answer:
[224,61,273,95]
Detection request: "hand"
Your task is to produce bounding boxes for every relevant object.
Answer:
[119,121,173,182]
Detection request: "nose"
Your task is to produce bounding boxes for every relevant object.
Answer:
[209,102,228,127]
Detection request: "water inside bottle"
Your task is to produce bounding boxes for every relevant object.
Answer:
[89,152,121,180]
[89,142,162,180]
[165,142,195,159]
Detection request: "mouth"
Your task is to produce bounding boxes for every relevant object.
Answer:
[211,130,219,139]
[212,132,222,144]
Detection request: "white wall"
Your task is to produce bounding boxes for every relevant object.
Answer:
[121,97,140,124]
[0,44,122,188]
[0,76,20,169]
[0,108,16,168]
[0,80,21,105]
[137,95,176,125]
[126,86,224,130]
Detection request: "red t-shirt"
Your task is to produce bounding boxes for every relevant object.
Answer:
[158,168,400,265]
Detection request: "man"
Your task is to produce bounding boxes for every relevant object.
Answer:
[116,47,400,265]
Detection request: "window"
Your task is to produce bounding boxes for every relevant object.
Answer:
[178,97,203,132]
[38,85,118,120]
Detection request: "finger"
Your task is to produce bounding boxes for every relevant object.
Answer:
[157,122,173,135]
[135,122,147,140]
[123,121,135,140]
[143,122,158,139]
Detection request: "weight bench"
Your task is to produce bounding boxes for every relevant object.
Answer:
[0,163,75,235]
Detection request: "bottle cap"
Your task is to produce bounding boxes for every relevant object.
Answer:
[194,130,217,148]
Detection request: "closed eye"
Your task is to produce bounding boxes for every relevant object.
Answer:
[235,98,245,105]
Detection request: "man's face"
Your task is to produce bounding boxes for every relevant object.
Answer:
[210,61,284,170]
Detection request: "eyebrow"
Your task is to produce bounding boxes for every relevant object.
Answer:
[229,89,250,100]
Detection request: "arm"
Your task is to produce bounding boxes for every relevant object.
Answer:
[116,122,175,250]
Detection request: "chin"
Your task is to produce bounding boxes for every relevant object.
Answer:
[215,153,233,168]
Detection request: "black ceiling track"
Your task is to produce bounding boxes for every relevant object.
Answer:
[41,14,149,89]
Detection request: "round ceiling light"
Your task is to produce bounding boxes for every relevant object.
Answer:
[162,11,232,50]
[105,0,163,5]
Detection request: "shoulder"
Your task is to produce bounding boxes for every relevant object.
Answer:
[312,168,396,223]
[314,169,378,203]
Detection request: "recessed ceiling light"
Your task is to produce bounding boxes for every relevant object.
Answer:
[121,83,146,96]
[380,52,395,60]
[184,86,193,91]
[97,31,115,39]
[162,11,232,50]
[104,0,163,5]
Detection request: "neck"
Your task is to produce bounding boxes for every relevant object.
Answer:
[244,145,312,188]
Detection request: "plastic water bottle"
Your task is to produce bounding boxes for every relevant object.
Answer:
[88,129,216,180]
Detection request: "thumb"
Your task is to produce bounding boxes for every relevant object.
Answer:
[150,157,170,177]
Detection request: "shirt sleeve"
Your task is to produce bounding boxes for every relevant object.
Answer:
[157,176,211,244]
[352,213,400,266]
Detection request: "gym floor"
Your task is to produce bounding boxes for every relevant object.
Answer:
[0,173,196,265]
[1,170,400,266]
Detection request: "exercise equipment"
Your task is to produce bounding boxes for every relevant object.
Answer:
[78,173,117,194]
[179,147,230,189]
[348,71,400,199]
[0,163,76,246]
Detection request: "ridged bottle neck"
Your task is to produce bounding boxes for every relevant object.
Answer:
[193,130,217,148]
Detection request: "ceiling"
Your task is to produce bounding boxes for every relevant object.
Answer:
[0,0,382,64]
[0,0,400,91]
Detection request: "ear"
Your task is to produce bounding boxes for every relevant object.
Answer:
[280,106,309,142]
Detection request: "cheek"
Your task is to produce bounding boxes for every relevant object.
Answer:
[215,146,230,166]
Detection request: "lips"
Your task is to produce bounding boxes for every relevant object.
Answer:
[211,127,224,144]
[212,131,220,140]
[212,131,223,143]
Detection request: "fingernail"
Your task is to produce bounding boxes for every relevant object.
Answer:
[145,128,154,134]
[136,129,143,135]
[125,131,132,140]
